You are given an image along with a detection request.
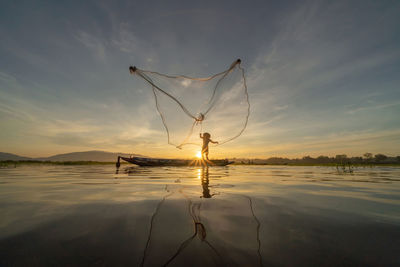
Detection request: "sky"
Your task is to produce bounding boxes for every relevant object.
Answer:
[0,0,399,159]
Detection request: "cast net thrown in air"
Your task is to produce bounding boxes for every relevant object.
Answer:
[129,59,249,149]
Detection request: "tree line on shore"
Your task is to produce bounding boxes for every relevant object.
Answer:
[233,153,400,165]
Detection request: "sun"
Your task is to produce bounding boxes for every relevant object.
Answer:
[196,151,202,159]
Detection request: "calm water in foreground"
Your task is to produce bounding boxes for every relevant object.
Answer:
[0,165,399,266]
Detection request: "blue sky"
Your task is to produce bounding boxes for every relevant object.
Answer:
[0,0,399,158]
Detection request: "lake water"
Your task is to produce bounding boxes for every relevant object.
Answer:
[0,165,399,266]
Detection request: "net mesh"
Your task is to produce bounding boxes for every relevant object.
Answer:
[130,59,249,149]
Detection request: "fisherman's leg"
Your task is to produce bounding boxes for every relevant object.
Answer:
[201,147,207,159]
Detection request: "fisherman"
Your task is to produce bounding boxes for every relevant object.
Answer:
[200,132,218,160]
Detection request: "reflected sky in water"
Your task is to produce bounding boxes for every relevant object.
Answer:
[0,165,399,266]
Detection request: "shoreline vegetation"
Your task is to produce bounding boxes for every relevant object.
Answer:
[1,153,399,167]
[231,153,400,166]
[0,160,118,167]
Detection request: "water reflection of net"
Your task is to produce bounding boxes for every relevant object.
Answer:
[139,168,263,267]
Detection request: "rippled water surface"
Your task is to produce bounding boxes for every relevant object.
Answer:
[1,165,399,266]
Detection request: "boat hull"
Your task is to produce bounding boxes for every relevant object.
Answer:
[119,156,233,167]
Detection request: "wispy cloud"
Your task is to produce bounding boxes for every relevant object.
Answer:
[227,128,400,158]
[0,71,17,83]
[75,30,106,61]
[346,101,400,114]
[111,23,143,54]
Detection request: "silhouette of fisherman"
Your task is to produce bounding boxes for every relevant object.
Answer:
[200,132,218,160]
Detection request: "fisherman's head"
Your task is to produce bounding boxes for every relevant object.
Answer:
[203,132,211,139]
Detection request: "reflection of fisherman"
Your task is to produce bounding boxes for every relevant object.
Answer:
[160,167,221,266]
[200,133,218,160]
[201,167,211,198]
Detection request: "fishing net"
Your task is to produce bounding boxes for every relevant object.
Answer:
[129,59,249,149]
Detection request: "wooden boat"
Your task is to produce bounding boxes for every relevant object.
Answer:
[117,156,233,167]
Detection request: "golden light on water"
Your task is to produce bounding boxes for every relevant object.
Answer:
[196,151,202,159]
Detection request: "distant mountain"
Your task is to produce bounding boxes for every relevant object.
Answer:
[0,152,32,161]
[37,151,143,162]
[0,151,143,162]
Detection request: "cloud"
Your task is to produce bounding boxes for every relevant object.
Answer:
[0,90,44,122]
[247,1,400,99]
[231,128,400,157]
[111,23,142,54]
[75,30,106,61]
[273,105,288,111]
[233,1,400,150]
[0,71,17,83]
[346,101,400,114]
